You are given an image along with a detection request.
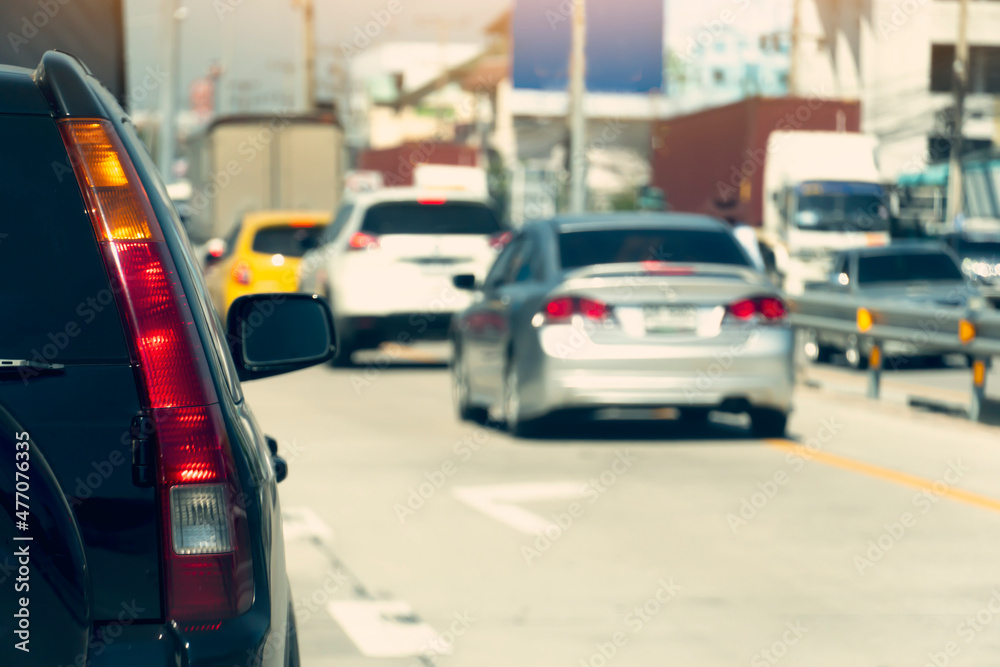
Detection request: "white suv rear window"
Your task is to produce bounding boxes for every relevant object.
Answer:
[361,202,502,235]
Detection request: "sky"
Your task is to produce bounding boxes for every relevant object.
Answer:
[126,0,510,113]
[125,0,791,114]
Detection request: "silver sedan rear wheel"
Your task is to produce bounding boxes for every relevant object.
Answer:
[504,359,544,438]
[750,409,788,438]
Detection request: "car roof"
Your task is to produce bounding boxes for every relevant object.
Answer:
[0,65,52,115]
[240,210,331,229]
[541,212,731,234]
[347,187,491,207]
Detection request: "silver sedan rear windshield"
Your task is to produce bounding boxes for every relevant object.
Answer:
[558,228,752,269]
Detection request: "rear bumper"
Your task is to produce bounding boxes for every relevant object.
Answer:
[86,610,283,667]
[520,326,794,419]
[340,313,455,347]
[333,272,474,319]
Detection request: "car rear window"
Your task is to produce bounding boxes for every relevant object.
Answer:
[361,201,501,235]
[858,252,964,284]
[0,115,128,362]
[558,228,752,270]
[252,224,326,257]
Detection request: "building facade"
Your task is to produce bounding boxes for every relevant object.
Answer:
[792,0,1000,178]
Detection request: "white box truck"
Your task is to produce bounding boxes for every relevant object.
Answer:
[186,114,345,242]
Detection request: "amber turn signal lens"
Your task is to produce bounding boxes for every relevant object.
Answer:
[58,120,157,242]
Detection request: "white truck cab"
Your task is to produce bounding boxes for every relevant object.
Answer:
[762,131,891,293]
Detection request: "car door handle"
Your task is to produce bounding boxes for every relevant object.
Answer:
[500,295,511,306]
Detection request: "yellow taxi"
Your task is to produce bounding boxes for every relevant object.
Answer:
[204,210,330,317]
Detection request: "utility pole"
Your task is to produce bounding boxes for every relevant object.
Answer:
[157,0,184,180]
[294,0,316,112]
[947,0,969,226]
[568,0,587,214]
[787,0,801,96]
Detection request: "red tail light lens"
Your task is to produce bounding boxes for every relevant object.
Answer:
[726,296,788,322]
[727,299,757,320]
[417,197,447,205]
[157,406,253,620]
[758,297,787,320]
[545,297,575,322]
[489,231,513,251]
[348,231,380,251]
[59,119,252,622]
[540,297,612,324]
[578,297,610,320]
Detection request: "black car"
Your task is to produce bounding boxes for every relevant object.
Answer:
[0,52,337,666]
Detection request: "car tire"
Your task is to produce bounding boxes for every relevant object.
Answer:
[922,354,948,369]
[845,336,869,371]
[452,346,488,425]
[750,409,788,439]
[803,329,834,364]
[504,359,546,439]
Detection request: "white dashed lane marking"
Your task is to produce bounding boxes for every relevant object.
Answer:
[452,482,586,535]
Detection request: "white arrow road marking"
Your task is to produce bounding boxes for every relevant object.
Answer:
[326,600,449,658]
[452,482,586,535]
[282,507,334,544]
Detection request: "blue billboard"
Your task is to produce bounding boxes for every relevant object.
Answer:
[511,0,664,94]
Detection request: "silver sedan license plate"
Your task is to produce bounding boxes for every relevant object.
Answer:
[644,305,697,333]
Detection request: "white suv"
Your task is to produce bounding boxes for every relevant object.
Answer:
[299,188,510,365]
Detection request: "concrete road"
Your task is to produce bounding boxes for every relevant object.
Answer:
[245,346,1000,667]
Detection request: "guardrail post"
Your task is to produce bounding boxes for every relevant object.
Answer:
[970,357,990,423]
[867,341,882,400]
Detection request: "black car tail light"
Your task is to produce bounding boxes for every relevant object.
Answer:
[59,119,253,621]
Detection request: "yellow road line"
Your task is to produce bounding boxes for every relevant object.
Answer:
[766,439,1000,514]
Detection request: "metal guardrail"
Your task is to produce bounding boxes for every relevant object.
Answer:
[790,293,1000,421]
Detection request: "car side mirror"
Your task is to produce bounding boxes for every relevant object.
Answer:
[453,274,478,291]
[227,293,336,381]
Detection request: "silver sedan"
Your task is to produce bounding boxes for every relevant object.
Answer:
[449,214,794,438]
